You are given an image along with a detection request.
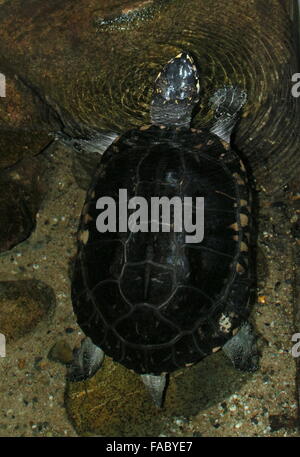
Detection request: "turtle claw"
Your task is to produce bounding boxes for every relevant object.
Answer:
[67,337,105,382]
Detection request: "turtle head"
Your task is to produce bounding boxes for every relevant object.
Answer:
[150,52,200,128]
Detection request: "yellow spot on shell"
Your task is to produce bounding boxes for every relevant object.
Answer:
[194,143,204,149]
[240,214,249,227]
[82,203,89,215]
[240,160,246,172]
[233,173,245,185]
[236,263,245,274]
[230,223,239,232]
[84,213,93,224]
[220,140,230,150]
[240,241,248,252]
[79,230,89,245]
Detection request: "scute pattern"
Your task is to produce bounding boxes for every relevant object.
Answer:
[160,286,213,330]
[115,305,179,345]
[120,263,175,306]
[72,126,253,374]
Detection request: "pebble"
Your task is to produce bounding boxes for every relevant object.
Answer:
[48,340,73,365]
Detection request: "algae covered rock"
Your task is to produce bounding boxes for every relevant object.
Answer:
[0,279,56,342]
[65,352,249,436]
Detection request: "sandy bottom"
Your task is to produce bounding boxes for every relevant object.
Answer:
[0,142,298,437]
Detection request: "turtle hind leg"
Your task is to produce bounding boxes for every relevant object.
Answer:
[209,86,247,144]
[222,322,259,372]
[67,337,105,382]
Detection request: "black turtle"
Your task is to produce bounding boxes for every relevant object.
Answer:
[70,52,258,407]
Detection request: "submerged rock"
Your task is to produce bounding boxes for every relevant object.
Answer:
[48,340,74,365]
[65,352,249,437]
[0,156,47,253]
[0,279,55,342]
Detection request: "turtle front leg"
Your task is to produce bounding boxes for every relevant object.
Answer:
[209,86,247,144]
[222,322,259,372]
[67,337,105,382]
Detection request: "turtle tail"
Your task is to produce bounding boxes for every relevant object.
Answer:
[141,373,167,408]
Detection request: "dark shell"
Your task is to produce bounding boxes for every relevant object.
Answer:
[72,125,253,375]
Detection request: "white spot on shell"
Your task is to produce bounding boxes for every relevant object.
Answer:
[219,314,232,334]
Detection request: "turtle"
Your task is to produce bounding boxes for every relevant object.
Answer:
[70,52,259,407]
